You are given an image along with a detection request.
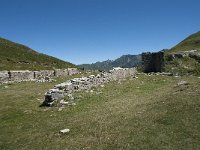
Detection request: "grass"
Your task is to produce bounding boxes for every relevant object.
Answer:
[0,37,75,70]
[0,74,200,149]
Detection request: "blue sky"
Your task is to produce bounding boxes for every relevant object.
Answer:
[0,0,200,64]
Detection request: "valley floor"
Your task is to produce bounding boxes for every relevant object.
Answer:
[0,74,200,150]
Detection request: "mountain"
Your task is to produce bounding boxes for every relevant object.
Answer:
[0,37,75,70]
[168,31,200,53]
[79,54,142,71]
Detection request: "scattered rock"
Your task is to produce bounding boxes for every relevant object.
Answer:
[118,81,122,84]
[60,100,69,105]
[58,108,63,111]
[100,84,105,88]
[177,81,189,86]
[96,92,103,95]
[78,95,83,98]
[59,128,70,134]
[72,103,76,106]
[68,94,74,100]
[43,108,50,111]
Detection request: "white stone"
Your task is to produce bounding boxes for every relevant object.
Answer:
[60,100,69,105]
[58,108,62,111]
[177,81,188,86]
[72,103,76,106]
[60,128,70,134]
[100,84,105,88]
[49,89,59,92]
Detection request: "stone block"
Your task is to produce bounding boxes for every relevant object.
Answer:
[54,69,68,77]
[0,71,9,83]
[68,68,79,75]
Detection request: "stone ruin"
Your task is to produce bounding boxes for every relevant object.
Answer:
[142,52,165,73]
[41,67,136,106]
[0,68,79,84]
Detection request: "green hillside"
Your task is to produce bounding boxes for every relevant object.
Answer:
[0,37,75,70]
[165,31,200,75]
[168,31,200,53]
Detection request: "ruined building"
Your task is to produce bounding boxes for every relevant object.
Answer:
[142,52,165,73]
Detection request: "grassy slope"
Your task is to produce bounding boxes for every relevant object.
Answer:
[0,74,199,149]
[0,37,75,70]
[168,31,200,54]
[165,31,200,75]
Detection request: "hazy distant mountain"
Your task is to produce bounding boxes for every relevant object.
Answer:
[79,54,142,71]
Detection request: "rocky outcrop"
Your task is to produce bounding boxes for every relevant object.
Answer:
[165,50,200,61]
[41,68,136,106]
[189,53,200,63]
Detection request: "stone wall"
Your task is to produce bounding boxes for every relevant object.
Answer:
[142,52,165,73]
[9,70,34,81]
[34,70,55,78]
[42,67,136,106]
[54,69,69,77]
[110,68,135,80]
[0,68,79,84]
[68,68,80,75]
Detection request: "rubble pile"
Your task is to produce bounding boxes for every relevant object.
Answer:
[42,68,136,106]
